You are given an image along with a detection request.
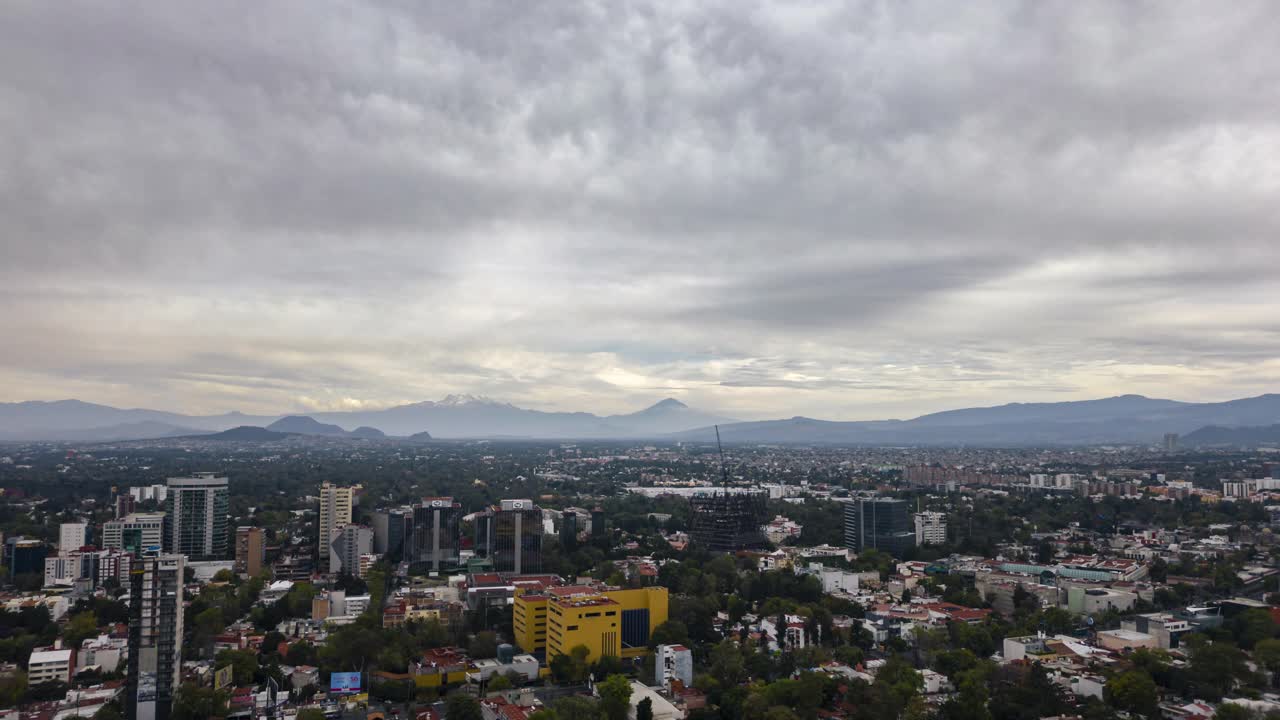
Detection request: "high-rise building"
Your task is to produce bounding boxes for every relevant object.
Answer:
[126,551,184,720]
[164,474,229,560]
[234,527,265,578]
[406,497,463,573]
[689,492,768,552]
[44,548,132,589]
[115,493,137,519]
[513,586,668,664]
[475,500,542,575]
[4,537,47,580]
[330,525,373,577]
[1164,433,1180,451]
[913,511,947,546]
[59,523,89,554]
[371,507,412,557]
[844,497,915,557]
[103,514,166,555]
[559,511,579,551]
[319,483,356,573]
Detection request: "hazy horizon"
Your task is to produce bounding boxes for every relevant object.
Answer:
[4,3,1279,420]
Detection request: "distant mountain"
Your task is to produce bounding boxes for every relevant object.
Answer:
[38,420,205,443]
[407,430,434,442]
[192,426,292,442]
[672,394,1280,446]
[349,426,387,439]
[1182,424,1280,447]
[266,416,349,436]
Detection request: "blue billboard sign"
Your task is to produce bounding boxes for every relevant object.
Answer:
[329,672,361,694]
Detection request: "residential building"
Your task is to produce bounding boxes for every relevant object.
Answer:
[844,497,916,557]
[319,482,356,573]
[80,634,128,673]
[4,537,47,580]
[28,645,74,684]
[330,525,373,577]
[914,512,947,546]
[1121,613,1193,650]
[103,514,165,554]
[128,485,168,504]
[126,552,185,720]
[44,549,132,589]
[59,522,89,554]
[164,473,229,560]
[655,644,693,691]
[762,515,803,545]
[115,493,137,519]
[475,500,542,575]
[513,585,668,664]
[234,527,265,578]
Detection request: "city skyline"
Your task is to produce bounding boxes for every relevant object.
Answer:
[4,2,1280,421]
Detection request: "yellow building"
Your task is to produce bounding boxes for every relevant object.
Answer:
[514,585,668,663]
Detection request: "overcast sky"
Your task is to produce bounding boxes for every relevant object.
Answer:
[2,2,1279,420]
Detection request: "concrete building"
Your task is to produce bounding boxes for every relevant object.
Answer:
[127,552,185,720]
[1066,586,1137,616]
[913,512,947,546]
[234,527,265,577]
[59,523,89,554]
[1097,629,1157,652]
[514,586,668,664]
[165,474,229,560]
[128,485,168,504]
[475,500,542,575]
[330,525,373,577]
[44,549,132,589]
[319,482,356,573]
[28,646,74,684]
[656,644,693,691]
[80,634,127,673]
[103,514,165,554]
[626,681,683,720]
[844,497,915,557]
[1121,613,1193,650]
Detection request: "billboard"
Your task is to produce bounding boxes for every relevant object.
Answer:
[330,672,362,695]
[214,665,234,690]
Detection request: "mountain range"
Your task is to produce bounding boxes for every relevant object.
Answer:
[2,392,1280,446]
[0,395,734,442]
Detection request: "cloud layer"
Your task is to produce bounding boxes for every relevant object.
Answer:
[3,1,1280,419]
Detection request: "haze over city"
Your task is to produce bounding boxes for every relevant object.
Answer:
[4,2,1280,421]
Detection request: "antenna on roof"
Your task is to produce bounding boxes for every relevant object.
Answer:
[715,425,730,490]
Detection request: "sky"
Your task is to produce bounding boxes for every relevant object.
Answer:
[2,1,1280,421]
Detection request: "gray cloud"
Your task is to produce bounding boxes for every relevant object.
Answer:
[2,0,1280,419]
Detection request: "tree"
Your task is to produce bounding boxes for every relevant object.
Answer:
[869,656,922,719]
[1255,637,1280,685]
[470,631,499,659]
[710,640,746,687]
[598,674,633,720]
[1213,705,1255,720]
[1232,608,1277,650]
[488,674,513,692]
[1106,669,1159,718]
[637,697,654,720]
[649,620,689,649]
[446,692,484,720]
[297,710,327,720]
[171,683,229,720]
[552,696,601,720]
[62,611,100,649]
[1187,638,1254,700]
[215,648,259,687]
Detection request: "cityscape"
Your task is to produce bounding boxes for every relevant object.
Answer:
[5,2,1280,720]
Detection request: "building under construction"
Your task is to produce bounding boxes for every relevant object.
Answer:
[688,426,769,552]
[689,491,768,552]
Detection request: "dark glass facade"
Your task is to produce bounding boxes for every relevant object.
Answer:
[844,497,916,557]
